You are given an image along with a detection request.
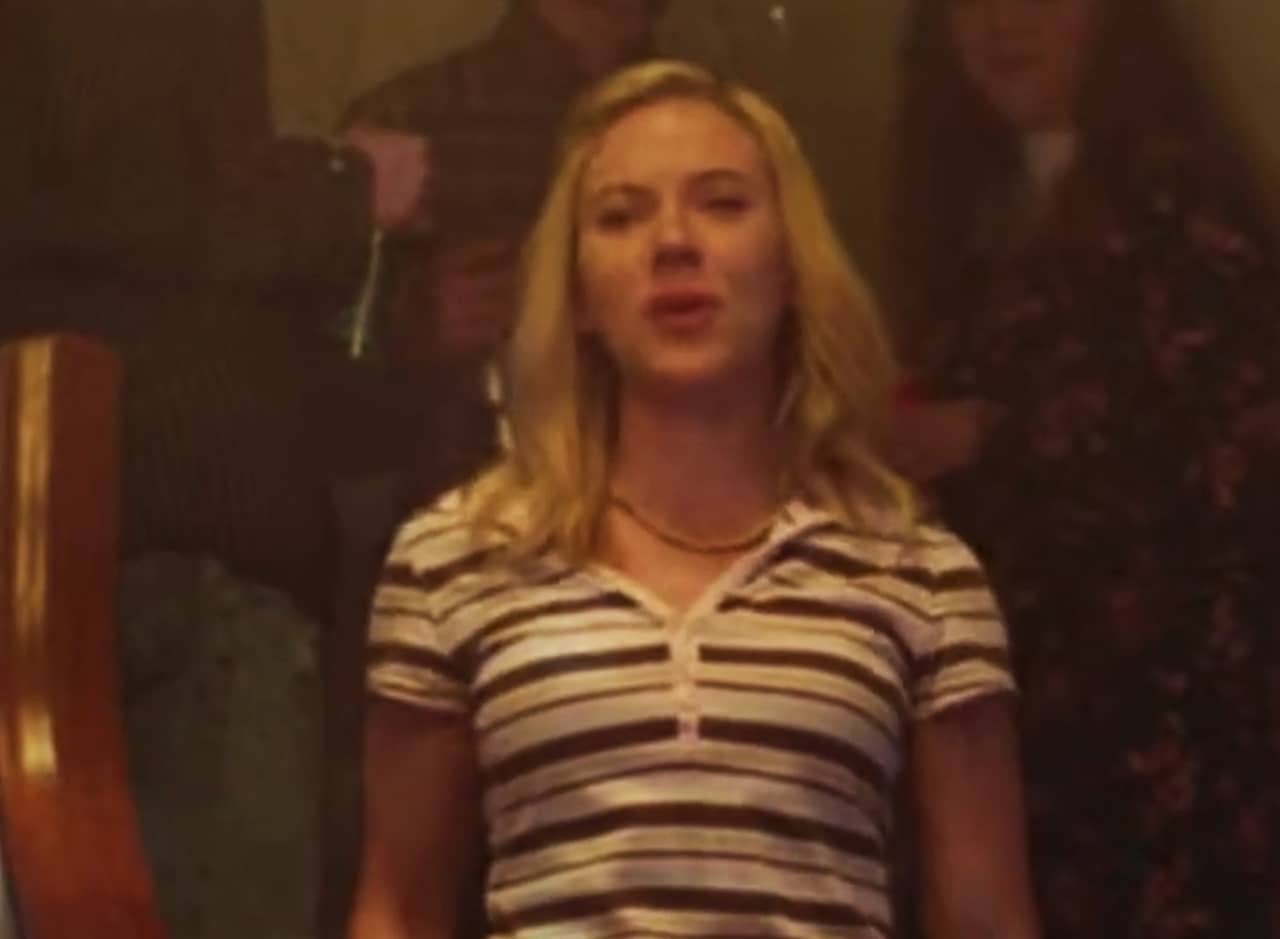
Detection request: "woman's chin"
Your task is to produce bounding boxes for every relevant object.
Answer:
[624,354,771,407]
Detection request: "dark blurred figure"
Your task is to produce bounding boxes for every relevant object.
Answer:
[340,0,669,504]
[890,1,1280,936]
[1,0,429,614]
[1,1,428,937]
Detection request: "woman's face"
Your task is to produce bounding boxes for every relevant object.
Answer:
[945,0,1101,131]
[575,97,792,402]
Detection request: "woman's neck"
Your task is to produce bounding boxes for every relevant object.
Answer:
[984,126,1081,251]
[1022,127,1079,206]
[609,391,783,542]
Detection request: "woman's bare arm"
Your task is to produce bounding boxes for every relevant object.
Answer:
[912,695,1040,939]
[347,699,484,939]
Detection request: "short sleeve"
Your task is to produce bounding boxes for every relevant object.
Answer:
[911,533,1016,720]
[365,506,474,715]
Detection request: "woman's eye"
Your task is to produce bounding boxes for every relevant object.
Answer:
[594,208,635,230]
[704,194,750,215]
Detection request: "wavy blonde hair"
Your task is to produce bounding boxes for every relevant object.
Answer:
[466,60,913,559]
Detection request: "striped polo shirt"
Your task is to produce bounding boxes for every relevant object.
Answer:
[368,495,1015,938]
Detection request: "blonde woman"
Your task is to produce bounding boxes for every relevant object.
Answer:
[349,61,1038,939]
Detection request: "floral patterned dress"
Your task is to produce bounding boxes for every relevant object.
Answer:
[921,165,1280,938]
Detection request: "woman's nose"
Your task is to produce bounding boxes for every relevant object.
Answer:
[652,205,701,269]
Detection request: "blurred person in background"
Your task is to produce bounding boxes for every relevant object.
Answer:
[890,0,1280,935]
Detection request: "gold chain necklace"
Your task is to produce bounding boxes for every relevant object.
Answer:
[608,494,774,556]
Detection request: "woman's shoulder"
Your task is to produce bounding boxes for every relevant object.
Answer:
[380,491,505,606]
[792,502,989,594]
[871,519,988,591]
[385,488,475,567]
[775,511,997,653]
[380,487,552,619]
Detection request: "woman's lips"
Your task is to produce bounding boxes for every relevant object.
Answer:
[648,289,719,314]
[647,290,720,332]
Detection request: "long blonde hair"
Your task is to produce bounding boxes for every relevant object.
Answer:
[466,60,913,559]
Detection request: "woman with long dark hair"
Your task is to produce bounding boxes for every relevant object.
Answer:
[891,1,1280,936]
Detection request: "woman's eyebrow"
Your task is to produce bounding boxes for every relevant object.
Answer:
[688,167,753,187]
[583,166,758,208]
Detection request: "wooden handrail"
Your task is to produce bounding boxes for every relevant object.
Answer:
[0,334,168,939]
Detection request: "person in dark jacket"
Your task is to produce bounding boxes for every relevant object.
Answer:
[2,0,429,615]
[2,2,428,938]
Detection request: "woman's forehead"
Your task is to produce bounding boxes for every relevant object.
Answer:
[581,98,768,192]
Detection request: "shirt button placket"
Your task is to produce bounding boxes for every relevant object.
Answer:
[670,617,700,744]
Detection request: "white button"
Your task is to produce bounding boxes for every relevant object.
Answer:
[677,713,699,741]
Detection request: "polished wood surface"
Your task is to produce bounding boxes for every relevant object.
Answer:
[0,334,168,939]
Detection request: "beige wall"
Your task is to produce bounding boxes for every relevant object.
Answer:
[1170,0,1280,223]
[263,0,1280,275]
[262,0,503,133]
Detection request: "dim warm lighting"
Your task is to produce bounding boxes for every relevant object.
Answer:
[9,341,59,780]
